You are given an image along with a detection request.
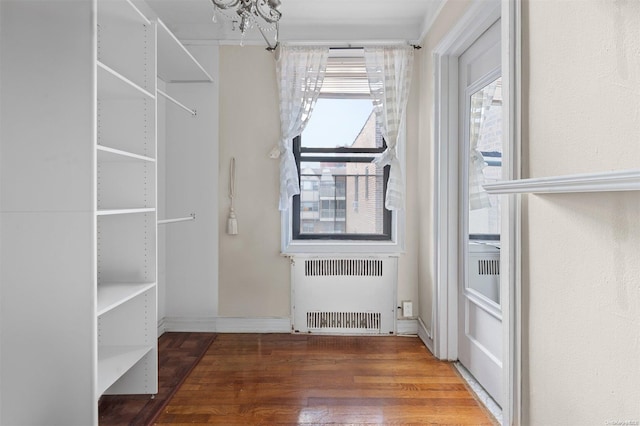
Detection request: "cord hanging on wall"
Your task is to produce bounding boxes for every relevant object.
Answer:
[227,157,238,235]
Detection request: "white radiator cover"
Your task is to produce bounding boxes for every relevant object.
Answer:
[291,256,397,335]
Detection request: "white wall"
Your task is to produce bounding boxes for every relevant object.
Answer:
[217,45,422,323]
[218,46,290,318]
[417,0,474,335]
[522,1,640,424]
[398,51,422,321]
[163,45,220,329]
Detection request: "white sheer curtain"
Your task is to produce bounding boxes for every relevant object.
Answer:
[275,46,329,211]
[364,46,414,211]
[468,80,498,210]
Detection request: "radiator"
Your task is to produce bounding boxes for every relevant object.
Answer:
[291,256,397,335]
[468,243,500,304]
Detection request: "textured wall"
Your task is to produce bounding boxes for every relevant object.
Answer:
[218,46,289,317]
[522,1,640,424]
[417,0,474,334]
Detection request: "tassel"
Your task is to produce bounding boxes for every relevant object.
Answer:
[227,157,238,235]
[227,208,238,235]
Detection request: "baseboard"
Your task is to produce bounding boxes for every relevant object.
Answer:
[396,318,418,335]
[417,317,435,355]
[159,316,292,333]
[160,316,424,336]
[216,317,291,333]
[162,316,218,332]
[157,317,167,337]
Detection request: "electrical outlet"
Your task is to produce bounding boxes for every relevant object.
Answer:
[402,300,413,318]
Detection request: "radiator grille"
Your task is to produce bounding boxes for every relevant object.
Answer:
[304,259,383,277]
[478,259,500,275]
[307,312,381,330]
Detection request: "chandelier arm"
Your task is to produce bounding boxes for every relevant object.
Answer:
[211,0,241,10]
[255,0,281,24]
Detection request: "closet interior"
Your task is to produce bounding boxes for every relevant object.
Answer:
[0,0,215,424]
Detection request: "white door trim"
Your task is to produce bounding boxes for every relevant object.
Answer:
[431,1,521,425]
[501,1,523,424]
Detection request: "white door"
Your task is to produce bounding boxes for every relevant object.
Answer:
[457,19,503,406]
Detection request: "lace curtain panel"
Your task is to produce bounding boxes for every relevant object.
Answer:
[275,46,329,211]
[364,46,414,211]
[468,79,498,210]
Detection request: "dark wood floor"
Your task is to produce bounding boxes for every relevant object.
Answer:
[99,332,216,426]
[153,333,496,425]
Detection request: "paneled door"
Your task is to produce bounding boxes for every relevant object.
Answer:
[458,18,503,407]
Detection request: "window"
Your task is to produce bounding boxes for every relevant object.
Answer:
[468,77,502,241]
[291,51,391,240]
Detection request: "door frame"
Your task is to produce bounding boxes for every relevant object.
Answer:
[431,0,521,424]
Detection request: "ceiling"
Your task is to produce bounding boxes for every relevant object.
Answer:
[141,0,445,45]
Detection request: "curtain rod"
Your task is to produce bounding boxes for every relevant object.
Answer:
[328,45,421,50]
[268,42,421,52]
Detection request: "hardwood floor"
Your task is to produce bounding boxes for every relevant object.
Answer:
[99,332,217,425]
[153,333,497,425]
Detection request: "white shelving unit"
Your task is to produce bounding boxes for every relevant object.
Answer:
[98,61,156,100]
[97,282,157,316]
[96,0,158,402]
[97,345,154,396]
[157,19,213,83]
[155,17,212,226]
[98,145,156,163]
[158,88,197,116]
[0,1,212,423]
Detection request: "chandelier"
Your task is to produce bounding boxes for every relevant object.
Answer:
[211,0,282,50]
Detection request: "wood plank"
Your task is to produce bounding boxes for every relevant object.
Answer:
[154,334,498,425]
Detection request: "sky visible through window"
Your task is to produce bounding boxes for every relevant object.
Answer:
[296,96,388,238]
[302,98,374,148]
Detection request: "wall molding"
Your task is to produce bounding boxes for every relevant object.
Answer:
[160,316,291,334]
[417,317,435,355]
[157,317,167,336]
[418,0,447,43]
[216,317,291,333]
[162,316,218,333]
[396,318,418,335]
[484,169,640,195]
[160,317,427,336]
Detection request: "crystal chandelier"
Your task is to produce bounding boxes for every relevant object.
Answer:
[211,0,282,50]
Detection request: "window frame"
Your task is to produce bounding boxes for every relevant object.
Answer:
[291,135,392,241]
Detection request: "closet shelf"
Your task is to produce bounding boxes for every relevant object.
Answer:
[97,208,155,216]
[97,345,153,395]
[97,282,156,317]
[157,89,196,116]
[483,169,640,195]
[157,19,213,83]
[97,145,156,163]
[98,61,155,100]
[98,0,150,26]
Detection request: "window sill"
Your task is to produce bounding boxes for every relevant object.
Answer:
[281,208,406,256]
[281,239,403,256]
